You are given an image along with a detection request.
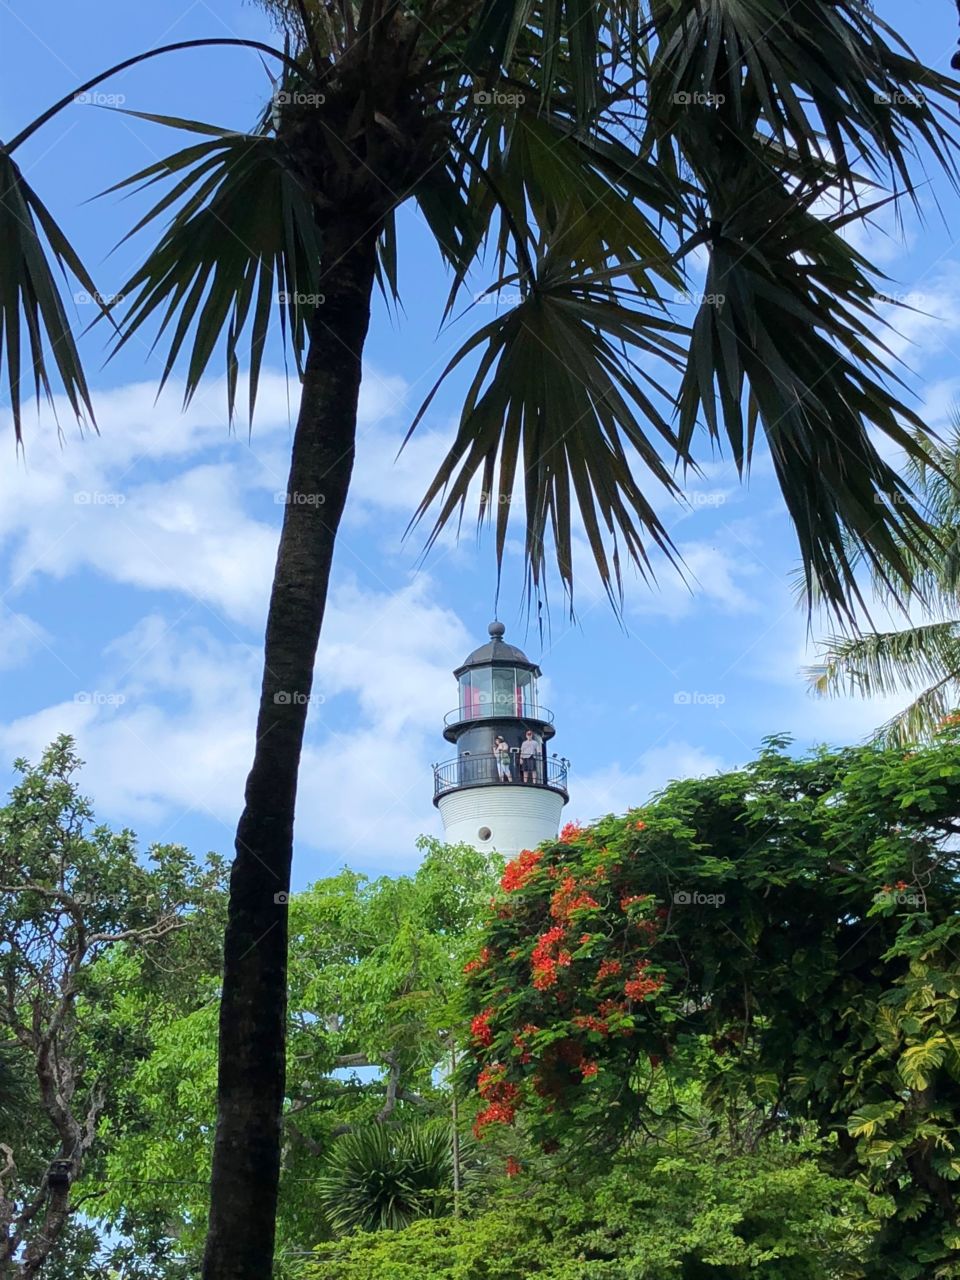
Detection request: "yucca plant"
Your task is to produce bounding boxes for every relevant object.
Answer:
[3,2,960,1277]
[809,426,960,745]
[316,1122,455,1236]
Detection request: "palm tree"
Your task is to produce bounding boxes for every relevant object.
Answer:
[3,2,960,1276]
[809,428,960,745]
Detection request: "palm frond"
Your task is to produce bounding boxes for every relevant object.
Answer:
[808,621,960,701]
[874,677,960,748]
[0,151,99,442]
[466,0,616,118]
[407,264,689,610]
[103,118,322,424]
[646,0,960,193]
[674,130,936,619]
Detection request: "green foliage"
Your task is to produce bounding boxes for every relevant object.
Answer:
[0,736,226,1277]
[316,1121,454,1235]
[463,729,960,1279]
[298,1137,866,1279]
[91,836,498,1269]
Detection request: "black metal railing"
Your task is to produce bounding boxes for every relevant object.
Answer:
[433,752,569,800]
[443,703,555,728]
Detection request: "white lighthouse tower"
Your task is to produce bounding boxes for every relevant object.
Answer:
[433,621,569,857]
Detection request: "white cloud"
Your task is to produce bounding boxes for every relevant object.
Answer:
[0,367,422,626]
[873,262,960,368]
[570,741,726,825]
[626,541,764,621]
[0,606,52,671]
[0,575,467,868]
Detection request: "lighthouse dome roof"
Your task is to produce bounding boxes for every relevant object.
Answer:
[454,621,540,675]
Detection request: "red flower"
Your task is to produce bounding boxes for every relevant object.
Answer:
[531,925,570,989]
[624,959,664,1002]
[573,1013,609,1035]
[597,958,623,981]
[620,893,650,911]
[471,1007,495,1047]
[478,1064,519,1106]
[551,875,600,922]
[463,946,492,974]
[472,1099,517,1139]
[635,820,647,831]
[505,1157,523,1178]
[580,1061,599,1079]
[559,822,584,844]
[500,849,543,893]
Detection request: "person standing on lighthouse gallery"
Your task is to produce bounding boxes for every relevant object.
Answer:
[494,735,512,782]
[519,729,541,784]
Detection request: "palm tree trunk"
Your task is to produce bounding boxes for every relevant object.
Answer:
[202,224,378,1280]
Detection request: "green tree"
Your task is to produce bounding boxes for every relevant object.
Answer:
[4,6,960,1274]
[91,839,495,1273]
[0,737,225,1278]
[810,429,960,744]
[463,730,960,1278]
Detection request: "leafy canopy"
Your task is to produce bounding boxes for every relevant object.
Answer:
[463,728,960,1279]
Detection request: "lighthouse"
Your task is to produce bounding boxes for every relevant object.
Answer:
[433,621,569,856]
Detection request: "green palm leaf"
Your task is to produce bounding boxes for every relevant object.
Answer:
[646,0,960,191]
[407,264,688,608]
[0,151,99,442]
[103,118,323,423]
[809,623,960,746]
[675,129,934,615]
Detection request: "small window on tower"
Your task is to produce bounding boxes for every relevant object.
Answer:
[478,826,492,842]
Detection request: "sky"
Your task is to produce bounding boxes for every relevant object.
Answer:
[1,0,959,885]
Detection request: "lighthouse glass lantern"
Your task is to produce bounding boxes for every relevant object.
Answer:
[433,622,569,857]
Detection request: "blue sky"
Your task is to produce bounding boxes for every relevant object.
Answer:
[1,0,959,884]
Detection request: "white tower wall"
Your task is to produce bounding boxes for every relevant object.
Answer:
[437,784,565,858]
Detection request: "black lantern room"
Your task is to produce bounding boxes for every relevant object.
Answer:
[433,621,568,800]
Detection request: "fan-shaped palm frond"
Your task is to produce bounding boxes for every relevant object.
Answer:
[316,1121,455,1235]
[0,37,301,447]
[102,115,322,424]
[408,263,689,607]
[646,0,960,192]
[676,124,937,613]
[811,622,960,746]
[0,152,99,442]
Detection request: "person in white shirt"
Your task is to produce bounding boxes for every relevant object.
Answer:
[519,729,540,784]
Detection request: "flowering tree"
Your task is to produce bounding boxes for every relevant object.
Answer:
[463,730,960,1278]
